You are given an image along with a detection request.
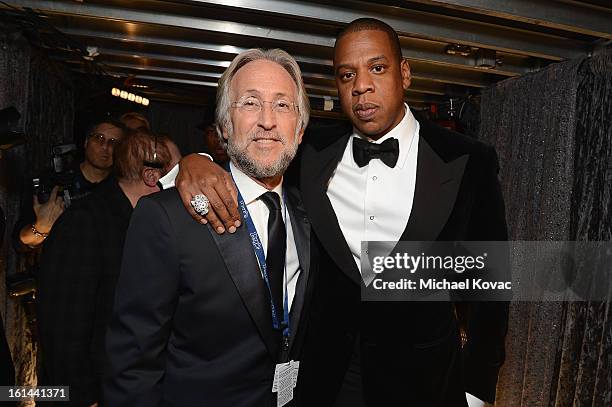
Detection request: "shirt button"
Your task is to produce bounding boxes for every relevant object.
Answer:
[369,215,375,221]
[372,176,377,181]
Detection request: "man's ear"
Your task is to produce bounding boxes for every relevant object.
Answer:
[142,167,161,188]
[296,128,305,145]
[400,59,411,90]
[221,126,229,141]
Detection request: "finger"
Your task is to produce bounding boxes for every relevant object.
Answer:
[50,185,60,199]
[210,184,239,233]
[203,208,226,234]
[176,180,204,224]
[33,194,40,209]
[221,173,241,229]
[200,188,228,234]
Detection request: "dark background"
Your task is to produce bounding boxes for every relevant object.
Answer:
[1,27,611,407]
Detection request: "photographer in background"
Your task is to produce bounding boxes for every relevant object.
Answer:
[14,119,126,249]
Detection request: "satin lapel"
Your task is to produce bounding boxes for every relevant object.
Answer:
[284,189,310,351]
[209,224,280,360]
[400,136,469,242]
[301,134,362,286]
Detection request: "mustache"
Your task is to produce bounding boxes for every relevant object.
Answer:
[353,102,379,112]
[247,130,285,144]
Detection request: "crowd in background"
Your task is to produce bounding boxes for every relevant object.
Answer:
[6,109,226,406]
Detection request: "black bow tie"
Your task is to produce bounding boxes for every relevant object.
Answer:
[352,137,400,168]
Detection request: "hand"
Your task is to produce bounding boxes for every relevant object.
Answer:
[175,153,240,234]
[33,185,65,233]
[90,403,98,407]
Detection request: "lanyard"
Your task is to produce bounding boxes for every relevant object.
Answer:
[234,179,291,340]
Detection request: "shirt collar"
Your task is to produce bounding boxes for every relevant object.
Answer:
[350,103,418,169]
[230,161,284,206]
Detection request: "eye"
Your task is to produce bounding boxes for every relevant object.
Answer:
[276,101,289,108]
[339,71,355,81]
[371,65,385,73]
[243,98,258,106]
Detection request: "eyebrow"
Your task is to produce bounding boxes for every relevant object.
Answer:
[335,55,389,73]
[241,90,291,98]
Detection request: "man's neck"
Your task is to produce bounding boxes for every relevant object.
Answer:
[230,161,283,191]
[80,162,109,183]
[253,175,282,191]
[117,179,158,208]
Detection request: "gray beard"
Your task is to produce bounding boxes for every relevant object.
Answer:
[226,131,298,179]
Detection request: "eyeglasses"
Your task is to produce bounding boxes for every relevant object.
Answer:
[143,135,164,169]
[231,96,297,114]
[89,132,119,147]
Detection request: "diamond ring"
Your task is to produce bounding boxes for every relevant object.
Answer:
[190,194,210,216]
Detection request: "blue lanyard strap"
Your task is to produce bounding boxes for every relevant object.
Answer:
[234,178,291,339]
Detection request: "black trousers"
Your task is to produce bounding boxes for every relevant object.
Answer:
[333,335,367,407]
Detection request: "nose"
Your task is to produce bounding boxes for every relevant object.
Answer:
[257,103,277,131]
[352,71,374,96]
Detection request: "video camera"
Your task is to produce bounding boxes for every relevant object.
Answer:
[33,143,90,207]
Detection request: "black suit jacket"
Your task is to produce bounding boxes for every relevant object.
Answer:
[296,112,508,407]
[104,186,316,407]
[37,177,132,406]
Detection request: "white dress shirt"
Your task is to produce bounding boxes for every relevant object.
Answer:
[327,103,419,273]
[230,161,301,310]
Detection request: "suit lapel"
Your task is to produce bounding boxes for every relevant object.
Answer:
[284,188,310,352]
[209,224,280,360]
[301,134,362,286]
[400,133,469,241]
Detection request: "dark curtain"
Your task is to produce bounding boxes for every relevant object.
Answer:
[559,51,612,407]
[479,51,612,406]
[0,31,75,388]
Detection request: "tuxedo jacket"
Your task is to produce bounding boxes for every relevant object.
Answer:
[104,186,316,407]
[294,112,508,407]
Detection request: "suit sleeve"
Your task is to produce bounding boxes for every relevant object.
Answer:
[37,207,100,405]
[103,196,180,407]
[462,145,510,404]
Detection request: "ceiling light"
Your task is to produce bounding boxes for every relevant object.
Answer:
[111,87,150,106]
[445,44,472,57]
[475,49,497,69]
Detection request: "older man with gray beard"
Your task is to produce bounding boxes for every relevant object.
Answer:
[104,48,317,407]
